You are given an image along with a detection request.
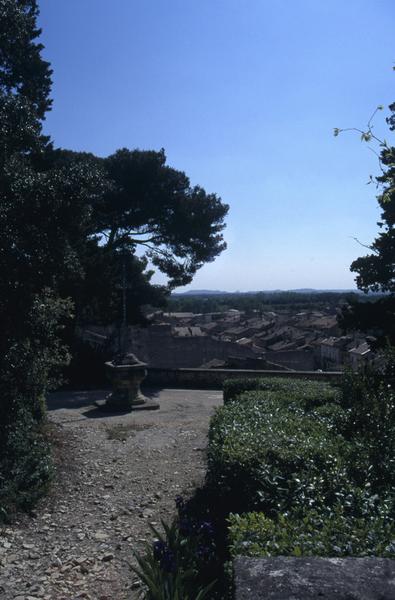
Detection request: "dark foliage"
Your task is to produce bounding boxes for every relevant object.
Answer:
[0,406,53,521]
[339,102,395,346]
[208,389,349,518]
[0,1,101,517]
[0,0,229,520]
[223,376,337,405]
[135,373,395,595]
[0,0,56,518]
[339,294,395,348]
[101,148,228,288]
[0,0,52,118]
[214,373,395,560]
[40,146,229,318]
[0,0,52,157]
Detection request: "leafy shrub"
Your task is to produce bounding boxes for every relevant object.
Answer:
[223,378,284,404]
[336,368,395,492]
[0,406,53,520]
[207,393,350,517]
[220,367,395,562]
[339,369,395,437]
[228,501,395,558]
[0,291,66,520]
[223,377,338,410]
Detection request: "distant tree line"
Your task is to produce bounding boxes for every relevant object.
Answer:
[168,291,365,315]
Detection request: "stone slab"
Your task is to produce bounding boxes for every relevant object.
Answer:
[234,556,395,600]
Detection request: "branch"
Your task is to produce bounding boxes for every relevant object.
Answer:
[126,229,157,236]
[334,126,384,145]
[107,227,116,247]
[350,236,379,254]
[333,106,387,147]
[137,241,173,260]
[367,106,383,131]
[367,146,386,174]
[128,236,162,245]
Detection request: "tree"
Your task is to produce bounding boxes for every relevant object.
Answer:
[0,0,55,516]
[0,0,107,399]
[57,148,228,290]
[100,148,228,288]
[0,0,107,516]
[41,147,229,325]
[337,104,395,347]
[0,1,229,515]
[67,241,168,326]
[0,0,52,159]
[0,0,52,116]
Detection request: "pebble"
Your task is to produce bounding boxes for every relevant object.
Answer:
[93,532,109,541]
[0,391,210,599]
[101,553,114,562]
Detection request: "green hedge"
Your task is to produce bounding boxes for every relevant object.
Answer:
[207,392,350,516]
[223,377,338,409]
[0,406,53,521]
[228,505,395,558]
[214,373,395,560]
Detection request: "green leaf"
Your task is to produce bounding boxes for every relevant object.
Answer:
[293,546,302,557]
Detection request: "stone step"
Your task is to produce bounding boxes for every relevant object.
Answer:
[234,556,395,600]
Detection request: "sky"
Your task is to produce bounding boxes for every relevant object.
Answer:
[38,0,394,292]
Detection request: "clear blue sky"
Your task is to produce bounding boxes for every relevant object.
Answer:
[38,0,394,292]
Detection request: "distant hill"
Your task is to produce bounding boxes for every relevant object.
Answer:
[289,288,358,294]
[174,289,230,296]
[173,288,359,296]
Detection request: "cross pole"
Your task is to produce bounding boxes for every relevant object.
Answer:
[115,247,133,354]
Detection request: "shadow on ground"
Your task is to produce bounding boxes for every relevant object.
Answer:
[47,388,161,414]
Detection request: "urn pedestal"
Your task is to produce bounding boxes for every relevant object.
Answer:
[104,353,159,411]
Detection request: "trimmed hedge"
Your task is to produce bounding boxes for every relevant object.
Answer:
[135,367,395,597]
[207,391,350,516]
[214,374,395,560]
[223,377,338,409]
[0,406,53,521]
[228,504,395,558]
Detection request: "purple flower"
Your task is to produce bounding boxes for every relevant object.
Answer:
[153,540,177,573]
[179,517,193,536]
[199,521,214,537]
[160,549,177,573]
[153,540,167,561]
[197,544,212,561]
[175,495,185,510]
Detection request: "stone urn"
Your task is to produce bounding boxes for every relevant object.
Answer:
[105,352,156,411]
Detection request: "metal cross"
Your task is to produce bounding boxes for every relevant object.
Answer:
[115,248,132,353]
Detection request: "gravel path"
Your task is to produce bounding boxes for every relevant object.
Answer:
[0,388,222,600]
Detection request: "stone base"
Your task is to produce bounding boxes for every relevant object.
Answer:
[94,397,160,412]
[234,557,395,600]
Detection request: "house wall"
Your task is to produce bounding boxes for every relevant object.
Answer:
[134,332,257,368]
[83,324,257,369]
[264,349,315,371]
